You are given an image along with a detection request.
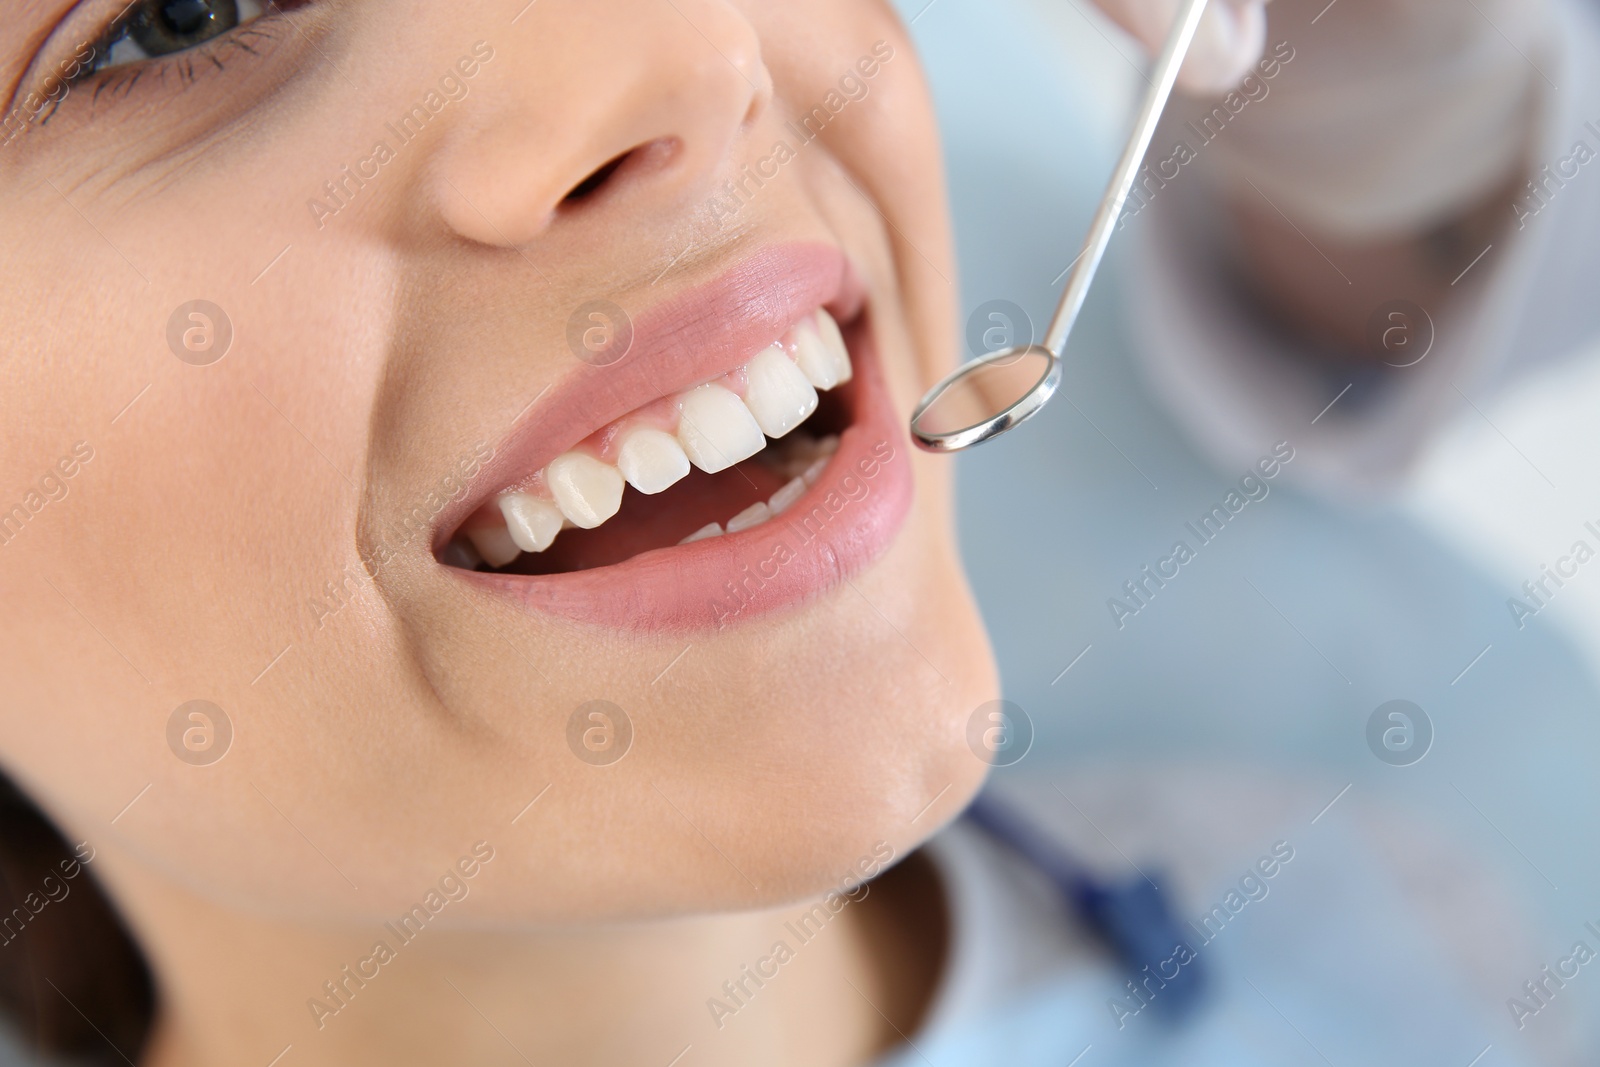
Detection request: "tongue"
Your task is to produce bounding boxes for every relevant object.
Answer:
[506,459,792,574]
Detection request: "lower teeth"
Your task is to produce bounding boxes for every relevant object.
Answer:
[680,522,724,544]
[768,476,807,516]
[761,432,840,482]
[673,434,839,545]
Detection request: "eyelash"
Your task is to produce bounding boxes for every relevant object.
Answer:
[75,22,282,105]
[25,1,301,128]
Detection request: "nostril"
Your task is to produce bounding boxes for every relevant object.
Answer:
[558,140,683,210]
[561,152,631,206]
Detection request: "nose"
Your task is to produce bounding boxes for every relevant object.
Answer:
[432,0,771,248]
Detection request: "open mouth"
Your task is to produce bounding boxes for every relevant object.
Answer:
[444,309,857,575]
[431,244,913,631]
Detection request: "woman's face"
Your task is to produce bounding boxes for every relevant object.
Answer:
[0,0,996,922]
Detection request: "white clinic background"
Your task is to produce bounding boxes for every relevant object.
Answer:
[900,0,1600,1021]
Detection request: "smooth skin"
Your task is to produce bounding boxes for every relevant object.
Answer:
[0,0,1524,1064]
[0,2,993,1065]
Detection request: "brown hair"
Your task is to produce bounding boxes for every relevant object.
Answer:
[0,772,153,1063]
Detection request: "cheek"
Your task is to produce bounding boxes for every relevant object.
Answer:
[0,158,421,909]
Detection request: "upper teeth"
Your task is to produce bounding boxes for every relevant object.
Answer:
[742,345,819,437]
[675,383,767,475]
[546,453,624,529]
[616,428,691,495]
[499,492,562,554]
[793,307,851,390]
[463,309,853,565]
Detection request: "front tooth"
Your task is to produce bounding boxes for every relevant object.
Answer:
[743,345,819,438]
[768,476,806,515]
[617,428,691,495]
[727,501,772,532]
[546,452,624,529]
[467,525,521,568]
[815,311,853,384]
[498,492,564,552]
[676,384,765,474]
[793,310,852,390]
[802,456,829,486]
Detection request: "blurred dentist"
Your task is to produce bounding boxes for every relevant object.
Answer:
[1091,0,1593,495]
[887,5,1600,1062]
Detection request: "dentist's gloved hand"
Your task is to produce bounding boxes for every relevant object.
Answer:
[1090,0,1272,95]
[1094,0,1552,240]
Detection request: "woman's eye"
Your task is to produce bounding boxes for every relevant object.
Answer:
[93,0,266,72]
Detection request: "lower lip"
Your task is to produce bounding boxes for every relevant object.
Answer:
[462,323,913,632]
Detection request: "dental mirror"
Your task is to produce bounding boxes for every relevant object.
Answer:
[910,0,1211,453]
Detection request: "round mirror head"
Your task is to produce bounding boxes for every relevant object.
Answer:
[909,345,1061,453]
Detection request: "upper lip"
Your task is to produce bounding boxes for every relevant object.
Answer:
[431,241,865,552]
